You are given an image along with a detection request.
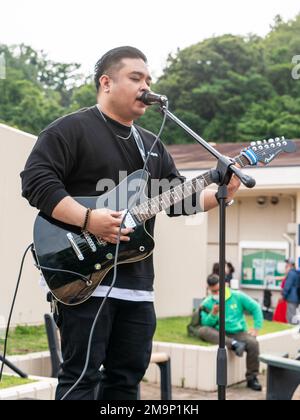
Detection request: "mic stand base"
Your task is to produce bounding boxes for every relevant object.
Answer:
[0,354,28,379]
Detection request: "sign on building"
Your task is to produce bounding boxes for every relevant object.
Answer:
[239,241,288,290]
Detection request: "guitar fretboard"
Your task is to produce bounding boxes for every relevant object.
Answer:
[130,153,249,223]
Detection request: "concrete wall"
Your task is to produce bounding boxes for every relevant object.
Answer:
[145,328,300,392]
[207,194,295,264]
[153,212,208,318]
[0,124,48,326]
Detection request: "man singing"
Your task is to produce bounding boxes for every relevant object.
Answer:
[21,46,241,400]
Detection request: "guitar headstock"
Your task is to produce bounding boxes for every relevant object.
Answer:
[241,137,297,166]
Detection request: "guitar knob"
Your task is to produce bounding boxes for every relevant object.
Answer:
[106,253,114,260]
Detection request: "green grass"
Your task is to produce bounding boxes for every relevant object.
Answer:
[0,325,48,356]
[0,316,294,355]
[0,375,36,390]
[154,316,293,346]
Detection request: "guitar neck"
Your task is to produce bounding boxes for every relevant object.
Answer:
[131,153,249,223]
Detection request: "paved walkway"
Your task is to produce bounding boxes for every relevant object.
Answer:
[140,375,267,400]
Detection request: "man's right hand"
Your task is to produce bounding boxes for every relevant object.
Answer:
[88,209,134,244]
[212,305,220,316]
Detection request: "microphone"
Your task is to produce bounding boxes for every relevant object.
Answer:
[138,91,168,106]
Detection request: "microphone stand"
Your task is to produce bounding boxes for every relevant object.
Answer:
[160,105,256,401]
[0,354,28,378]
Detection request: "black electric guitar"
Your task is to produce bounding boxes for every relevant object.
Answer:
[33,138,296,305]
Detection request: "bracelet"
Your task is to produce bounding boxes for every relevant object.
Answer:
[82,208,92,232]
[215,193,235,207]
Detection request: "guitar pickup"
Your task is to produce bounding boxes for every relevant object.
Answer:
[67,233,84,261]
[121,210,137,229]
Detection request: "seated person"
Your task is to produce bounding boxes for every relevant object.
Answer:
[188,274,263,391]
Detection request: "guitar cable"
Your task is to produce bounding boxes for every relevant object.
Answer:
[0,243,33,382]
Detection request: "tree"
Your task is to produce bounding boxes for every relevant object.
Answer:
[1,13,300,142]
[140,14,300,143]
[0,44,83,134]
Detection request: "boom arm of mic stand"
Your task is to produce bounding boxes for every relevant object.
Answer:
[160,105,256,189]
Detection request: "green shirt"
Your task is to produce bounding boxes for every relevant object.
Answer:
[201,288,263,334]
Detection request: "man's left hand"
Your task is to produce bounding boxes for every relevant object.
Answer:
[227,172,242,202]
[249,328,259,338]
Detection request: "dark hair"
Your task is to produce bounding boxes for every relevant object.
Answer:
[226,262,235,274]
[212,263,220,276]
[207,274,219,287]
[94,46,147,92]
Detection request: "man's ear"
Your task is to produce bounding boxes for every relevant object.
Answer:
[100,74,111,93]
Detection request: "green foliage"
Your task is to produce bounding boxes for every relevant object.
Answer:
[1,13,300,141]
[140,14,300,143]
[0,43,84,134]
[68,81,96,112]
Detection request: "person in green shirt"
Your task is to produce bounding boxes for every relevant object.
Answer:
[188,274,263,391]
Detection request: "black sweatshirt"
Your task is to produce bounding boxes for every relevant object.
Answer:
[21,106,201,291]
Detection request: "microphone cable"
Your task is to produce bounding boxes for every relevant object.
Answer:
[0,243,33,382]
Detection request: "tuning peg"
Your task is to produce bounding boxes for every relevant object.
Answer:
[257,141,262,145]
[250,142,256,147]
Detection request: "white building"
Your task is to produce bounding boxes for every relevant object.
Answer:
[168,141,300,305]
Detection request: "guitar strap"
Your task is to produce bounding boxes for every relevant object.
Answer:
[132,125,151,176]
[95,104,151,176]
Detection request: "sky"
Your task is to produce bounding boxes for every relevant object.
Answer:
[1,0,300,78]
